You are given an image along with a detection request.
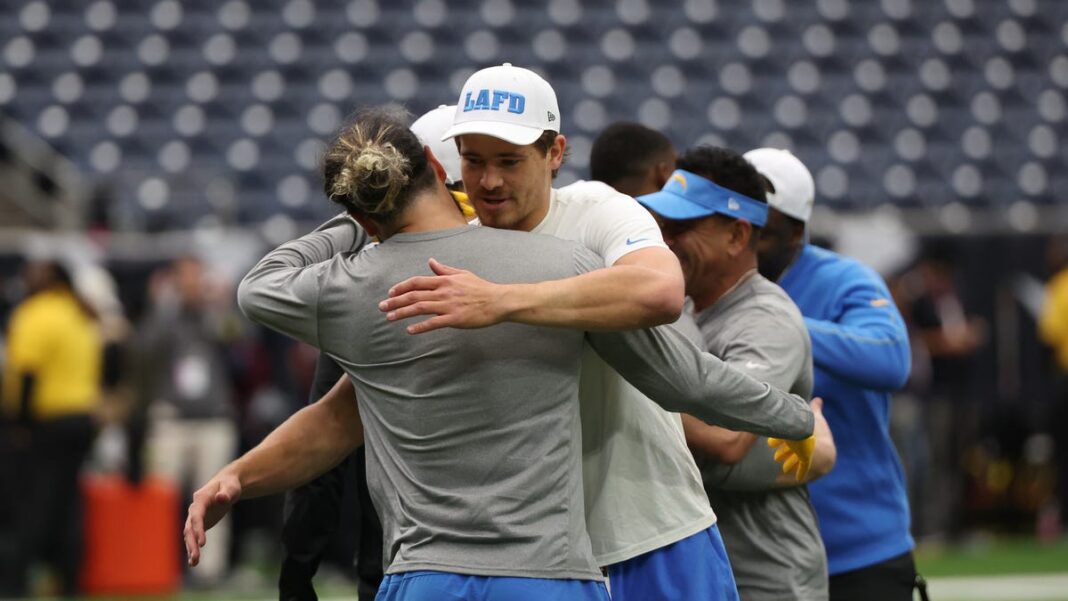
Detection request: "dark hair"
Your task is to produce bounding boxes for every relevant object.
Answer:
[531,130,568,178]
[589,121,675,186]
[676,146,767,248]
[323,106,435,224]
[676,146,767,205]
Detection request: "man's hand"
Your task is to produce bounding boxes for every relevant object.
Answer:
[379,259,511,335]
[184,469,242,567]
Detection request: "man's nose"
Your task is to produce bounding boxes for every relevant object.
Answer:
[480,165,503,190]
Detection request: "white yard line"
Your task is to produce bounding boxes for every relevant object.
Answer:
[926,573,1068,601]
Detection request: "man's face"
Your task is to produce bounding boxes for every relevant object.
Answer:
[756,208,802,282]
[173,257,205,307]
[458,133,563,232]
[658,214,734,299]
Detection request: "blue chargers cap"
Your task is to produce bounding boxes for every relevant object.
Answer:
[637,169,768,227]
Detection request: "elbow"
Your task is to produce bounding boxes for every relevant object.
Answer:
[889,363,911,390]
[807,439,837,482]
[876,347,912,391]
[833,343,912,391]
[236,276,264,324]
[638,275,685,327]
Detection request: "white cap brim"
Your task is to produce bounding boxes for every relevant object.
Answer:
[441,119,545,146]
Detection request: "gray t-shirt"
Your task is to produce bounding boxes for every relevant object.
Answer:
[695,271,829,601]
[239,218,603,580]
[237,216,816,581]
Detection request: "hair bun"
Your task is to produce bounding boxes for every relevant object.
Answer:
[323,107,429,222]
[354,144,409,194]
[330,135,411,214]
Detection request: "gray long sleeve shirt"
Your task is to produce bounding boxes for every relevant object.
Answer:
[695,272,828,601]
[237,216,814,580]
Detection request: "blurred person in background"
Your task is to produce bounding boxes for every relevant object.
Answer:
[589,121,676,198]
[744,148,919,601]
[638,146,835,601]
[894,245,986,542]
[279,104,471,601]
[1038,236,1068,536]
[0,260,102,597]
[127,255,241,586]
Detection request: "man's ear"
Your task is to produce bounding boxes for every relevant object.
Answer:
[790,219,807,248]
[728,220,753,257]
[424,145,448,183]
[349,212,380,239]
[653,159,675,190]
[547,133,567,170]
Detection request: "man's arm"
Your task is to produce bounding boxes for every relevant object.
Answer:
[683,305,813,459]
[184,374,362,566]
[586,320,815,441]
[682,416,757,465]
[702,399,837,491]
[805,265,911,391]
[237,215,368,344]
[380,246,684,334]
[381,186,684,334]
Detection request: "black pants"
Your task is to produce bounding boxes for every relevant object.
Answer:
[279,447,383,601]
[5,415,96,597]
[830,552,921,601]
[279,357,383,601]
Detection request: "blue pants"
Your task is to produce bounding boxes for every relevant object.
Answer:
[374,570,610,601]
[607,524,740,601]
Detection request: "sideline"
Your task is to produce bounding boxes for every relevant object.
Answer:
[926,573,1068,601]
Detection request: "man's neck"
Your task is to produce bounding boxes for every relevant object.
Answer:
[692,257,758,313]
[384,189,470,238]
[776,244,806,283]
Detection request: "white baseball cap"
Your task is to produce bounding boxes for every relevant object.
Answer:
[743,147,815,223]
[441,63,560,146]
[411,104,462,184]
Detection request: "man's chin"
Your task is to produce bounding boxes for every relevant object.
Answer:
[475,210,518,230]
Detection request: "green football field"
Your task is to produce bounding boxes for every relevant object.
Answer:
[18,537,1068,601]
[915,538,1068,601]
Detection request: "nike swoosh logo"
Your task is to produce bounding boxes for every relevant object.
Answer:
[625,238,648,245]
[744,360,769,370]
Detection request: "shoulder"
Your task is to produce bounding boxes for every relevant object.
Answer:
[474,226,598,263]
[555,180,631,204]
[711,278,809,352]
[554,180,645,217]
[749,277,807,327]
[1051,269,1068,294]
[12,293,82,336]
[803,245,885,288]
[17,293,67,322]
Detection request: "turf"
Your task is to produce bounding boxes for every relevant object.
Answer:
[22,537,1068,601]
[915,537,1068,578]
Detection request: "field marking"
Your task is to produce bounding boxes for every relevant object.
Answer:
[927,573,1068,601]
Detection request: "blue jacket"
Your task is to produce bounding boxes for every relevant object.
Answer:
[779,245,913,575]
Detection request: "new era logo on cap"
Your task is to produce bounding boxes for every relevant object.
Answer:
[442,63,561,147]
